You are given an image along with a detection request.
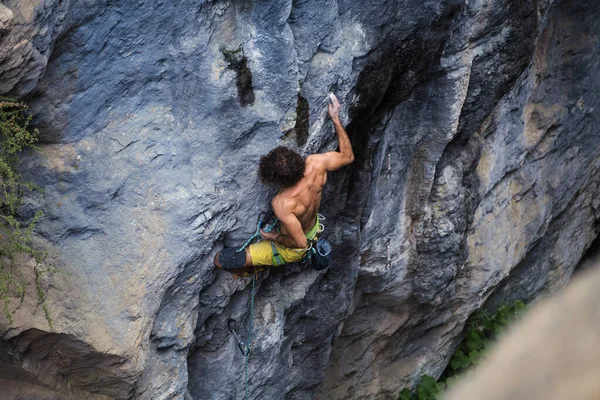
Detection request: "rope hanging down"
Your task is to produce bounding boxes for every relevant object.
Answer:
[227,274,257,400]
[244,274,256,400]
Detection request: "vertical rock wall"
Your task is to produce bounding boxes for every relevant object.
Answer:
[320,0,600,398]
[0,0,598,399]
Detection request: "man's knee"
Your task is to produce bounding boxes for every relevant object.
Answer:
[217,248,247,270]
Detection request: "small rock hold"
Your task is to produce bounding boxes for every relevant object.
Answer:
[0,5,13,33]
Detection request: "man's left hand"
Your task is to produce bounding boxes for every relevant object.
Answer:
[260,229,278,241]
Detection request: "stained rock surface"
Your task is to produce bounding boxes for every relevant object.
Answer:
[0,0,598,399]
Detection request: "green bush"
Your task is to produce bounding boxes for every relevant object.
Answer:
[0,97,47,327]
[443,300,526,380]
[399,375,444,400]
[398,300,527,400]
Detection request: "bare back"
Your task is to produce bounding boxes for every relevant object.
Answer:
[272,155,329,234]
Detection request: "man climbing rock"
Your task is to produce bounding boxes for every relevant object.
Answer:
[214,93,354,273]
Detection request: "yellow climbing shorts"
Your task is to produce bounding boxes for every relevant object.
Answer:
[248,215,322,267]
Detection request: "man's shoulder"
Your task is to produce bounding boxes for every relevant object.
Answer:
[306,154,322,162]
[306,154,328,170]
[271,193,293,210]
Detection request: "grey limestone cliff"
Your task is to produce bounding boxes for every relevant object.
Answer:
[0,0,598,399]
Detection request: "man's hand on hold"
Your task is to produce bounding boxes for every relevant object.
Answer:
[328,93,340,121]
[314,91,354,171]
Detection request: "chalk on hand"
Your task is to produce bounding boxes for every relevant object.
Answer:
[328,93,336,103]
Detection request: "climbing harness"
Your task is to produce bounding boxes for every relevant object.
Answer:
[227,273,257,400]
[237,212,329,271]
[269,241,286,266]
[292,214,331,270]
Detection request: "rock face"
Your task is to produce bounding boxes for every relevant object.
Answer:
[0,0,598,399]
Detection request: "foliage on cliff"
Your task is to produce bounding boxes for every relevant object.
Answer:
[0,97,46,326]
[399,301,527,400]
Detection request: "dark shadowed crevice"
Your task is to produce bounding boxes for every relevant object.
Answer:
[222,45,255,107]
[295,94,310,146]
[339,26,458,230]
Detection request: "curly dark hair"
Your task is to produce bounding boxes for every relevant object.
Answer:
[258,146,305,187]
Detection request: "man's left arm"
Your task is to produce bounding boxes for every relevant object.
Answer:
[260,208,307,249]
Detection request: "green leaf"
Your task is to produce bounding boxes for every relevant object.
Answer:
[468,349,482,365]
[459,354,471,369]
[449,359,460,371]
[514,300,525,308]
[399,388,412,400]
[465,330,484,350]
[483,318,495,333]
[417,375,441,400]
[450,349,466,371]
[492,323,504,336]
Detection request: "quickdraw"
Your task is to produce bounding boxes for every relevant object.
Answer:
[228,319,250,356]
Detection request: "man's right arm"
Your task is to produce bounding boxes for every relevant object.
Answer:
[319,94,354,171]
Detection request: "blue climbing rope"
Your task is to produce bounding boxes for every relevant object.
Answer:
[244,274,256,400]
[237,214,278,253]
